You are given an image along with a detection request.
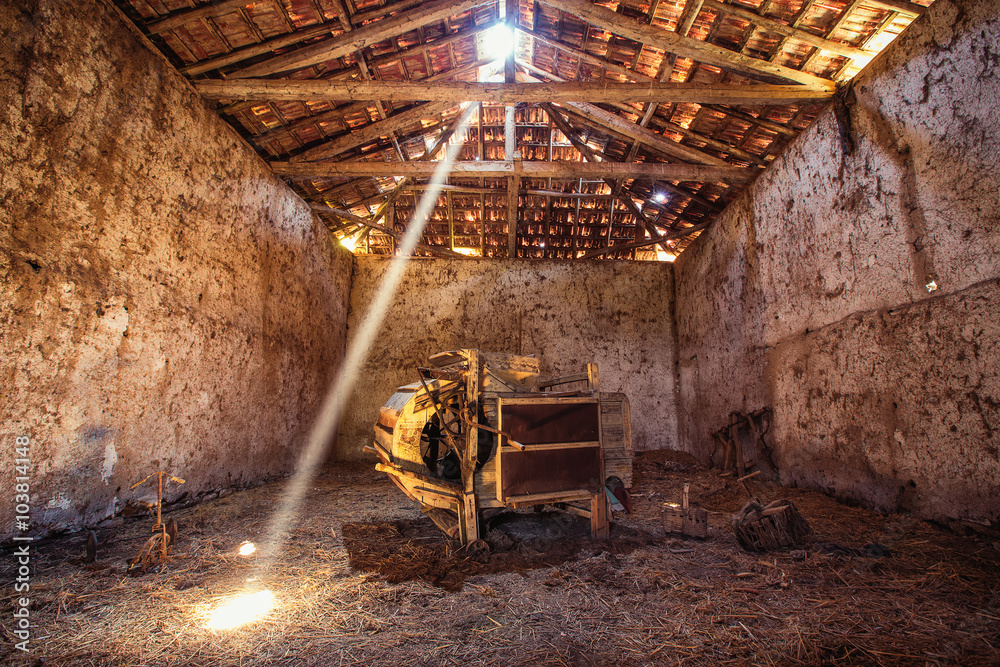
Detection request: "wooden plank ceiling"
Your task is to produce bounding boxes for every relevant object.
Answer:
[116,0,930,261]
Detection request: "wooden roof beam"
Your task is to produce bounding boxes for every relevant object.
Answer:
[700,0,876,61]
[234,0,489,78]
[181,19,344,76]
[148,0,259,35]
[183,15,499,77]
[862,0,925,18]
[519,26,657,84]
[558,100,733,167]
[312,205,468,259]
[603,101,770,167]
[289,101,453,163]
[577,221,711,260]
[512,64,732,167]
[194,80,833,105]
[538,0,836,90]
[543,103,671,253]
[272,160,756,182]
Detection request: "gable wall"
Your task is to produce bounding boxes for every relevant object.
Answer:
[336,257,678,460]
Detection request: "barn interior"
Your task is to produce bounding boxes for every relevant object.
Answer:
[2,0,999,663]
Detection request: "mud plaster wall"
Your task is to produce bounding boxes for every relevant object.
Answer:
[337,257,677,460]
[673,0,1000,524]
[0,0,353,540]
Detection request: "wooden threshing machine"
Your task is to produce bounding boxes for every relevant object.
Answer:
[369,349,633,547]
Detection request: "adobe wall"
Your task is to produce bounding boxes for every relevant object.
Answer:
[0,0,353,538]
[337,257,678,460]
[673,0,1000,523]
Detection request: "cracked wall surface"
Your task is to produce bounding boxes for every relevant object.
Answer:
[337,257,678,460]
[674,0,1000,524]
[0,0,353,539]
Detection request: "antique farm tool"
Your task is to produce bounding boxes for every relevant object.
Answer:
[711,408,777,479]
[368,349,633,546]
[127,471,185,573]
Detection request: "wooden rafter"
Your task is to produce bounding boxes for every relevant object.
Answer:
[538,0,837,89]
[577,221,711,259]
[312,205,467,259]
[289,101,452,163]
[542,103,673,254]
[233,0,488,78]
[700,0,876,61]
[118,0,923,262]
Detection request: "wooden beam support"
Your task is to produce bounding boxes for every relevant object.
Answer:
[234,0,488,78]
[184,17,500,77]
[311,204,468,259]
[519,26,654,85]
[147,0,252,35]
[505,104,516,160]
[560,100,732,167]
[195,79,833,104]
[181,20,344,76]
[700,104,798,138]
[862,0,925,17]
[507,174,520,257]
[577,221,712,259]
[543,103,671,253]
[700,0,876,60]
[676,0,706,37]
[459,349,481,544]
[605,101,770,167]
[272,159,756,182]
[290,101,452,163]
[539,0,836,89]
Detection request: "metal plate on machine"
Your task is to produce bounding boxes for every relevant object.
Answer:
[501,399,600,444]
[497,398,602,501]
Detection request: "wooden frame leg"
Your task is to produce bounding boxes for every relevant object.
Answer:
[590,491,609,539]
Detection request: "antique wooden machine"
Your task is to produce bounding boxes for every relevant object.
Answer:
[368,349,632,546]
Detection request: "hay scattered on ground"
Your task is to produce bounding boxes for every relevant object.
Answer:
[2,452,998,666]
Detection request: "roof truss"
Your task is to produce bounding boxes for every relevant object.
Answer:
[115,0,930,260]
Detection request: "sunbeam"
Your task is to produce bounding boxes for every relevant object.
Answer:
[244,102,480,589]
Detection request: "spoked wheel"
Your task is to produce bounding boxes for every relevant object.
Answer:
[461,538,491,563]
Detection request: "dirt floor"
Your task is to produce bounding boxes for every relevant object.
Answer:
[2,451,999,666]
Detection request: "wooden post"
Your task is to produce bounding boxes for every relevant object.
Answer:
[586,363,599,392]
[591,490,609,539]
[730,413,746,478]
[507,174,519,257]
[459,349,481,544]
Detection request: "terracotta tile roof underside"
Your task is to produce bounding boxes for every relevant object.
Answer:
[116,0,932,261]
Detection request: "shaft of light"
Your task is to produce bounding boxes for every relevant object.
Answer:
[252,102,479,568]
[205,590,275,630]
